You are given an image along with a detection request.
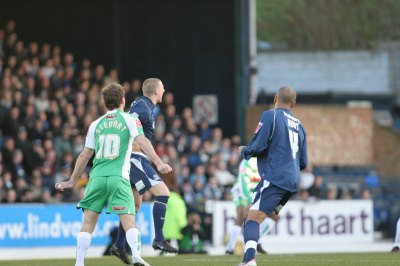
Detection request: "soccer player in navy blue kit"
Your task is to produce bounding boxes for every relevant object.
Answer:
[111,78,178,264]
[238,86,308,266]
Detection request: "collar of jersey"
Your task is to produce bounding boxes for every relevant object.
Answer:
[141,96,155,108]
[106,109,119,114]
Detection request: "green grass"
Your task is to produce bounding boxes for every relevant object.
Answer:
[0,253,399,266]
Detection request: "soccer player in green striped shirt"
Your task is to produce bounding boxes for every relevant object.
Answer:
[56,83,172,266]
[226,157,276,255]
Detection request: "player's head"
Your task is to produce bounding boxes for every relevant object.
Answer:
[142,78,165,104]
[101,83,125,110]
[274,86,296,109]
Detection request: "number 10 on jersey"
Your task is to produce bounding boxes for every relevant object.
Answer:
[96,134,120,159]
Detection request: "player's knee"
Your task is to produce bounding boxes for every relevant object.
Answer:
[247,210,266,223]
[120,214,135,231]
[151,182,170,196]
[269,212,280,222]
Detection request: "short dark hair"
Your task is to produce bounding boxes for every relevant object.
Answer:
[101,83,124,110]
[277,86,296,104]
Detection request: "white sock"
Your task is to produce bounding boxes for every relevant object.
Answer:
[226,225,242,251]
[259,217,275,238]
[126,228,141,259]
[244,240,257,252]
[75,232,91,266]
[394,218,400,247]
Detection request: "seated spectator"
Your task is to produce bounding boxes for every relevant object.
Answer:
[326,186,338,200]
[189,165,207,185]
[308,175,325,200]
[178,212,206,254]
[5,188,17,203]
[214,160,235,186]
[203,176,222,201]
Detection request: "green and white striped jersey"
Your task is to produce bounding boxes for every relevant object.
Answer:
[85,109,144,180]
[237,157,261,198]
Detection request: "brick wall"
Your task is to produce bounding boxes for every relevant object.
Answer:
[373,123,400,177]
[246,105,374,166]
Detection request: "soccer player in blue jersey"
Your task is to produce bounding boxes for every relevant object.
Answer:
[111,78,178,264]
[238,86,308,266]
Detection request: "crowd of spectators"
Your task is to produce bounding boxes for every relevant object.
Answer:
[0,20,240,213]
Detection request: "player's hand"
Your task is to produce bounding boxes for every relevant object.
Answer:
[55,180,74,191]
[157,163,173,174]
[238,146,246,154]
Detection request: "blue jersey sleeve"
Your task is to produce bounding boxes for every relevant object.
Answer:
[129,102,150,121]
[128,99,155,139]
[241,110,274,160]
[299,125,308,170]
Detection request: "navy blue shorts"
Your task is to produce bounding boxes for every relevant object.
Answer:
[129,153,162,195]
[250,180,295,215]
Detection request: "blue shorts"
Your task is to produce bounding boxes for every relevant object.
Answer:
[129,153,163,195]
[250,180,295,215]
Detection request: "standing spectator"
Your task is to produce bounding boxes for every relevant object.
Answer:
[163,188,188,249]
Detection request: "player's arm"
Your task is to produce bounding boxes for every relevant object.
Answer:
[299,126,308,170]
[134,135,172,174]
[240,111,274,160]
[127,113,172,174]
[56,121,96,191]
[55,148,94,191]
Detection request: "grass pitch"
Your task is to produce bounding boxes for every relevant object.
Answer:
[0,253,399,266]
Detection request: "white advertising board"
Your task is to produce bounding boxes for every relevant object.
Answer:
[209,200,374,246]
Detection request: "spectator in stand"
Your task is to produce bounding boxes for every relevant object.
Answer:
[308,175,325,200]
[326,186,337,200]
[104,68,119,85]
[0,29,5,59]
[198,120,212,141]
[189,165,207,185]
[203,176,222,200]
[2,137,15,169]
[6,188,17,203]
[10,149,27,181]
[179,212,206,254]
[214,160,235,187]
[2,106,20,136]
[30,169,44,201]
[124,79,140,107]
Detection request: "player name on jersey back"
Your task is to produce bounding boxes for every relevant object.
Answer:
[95,120,128,135]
